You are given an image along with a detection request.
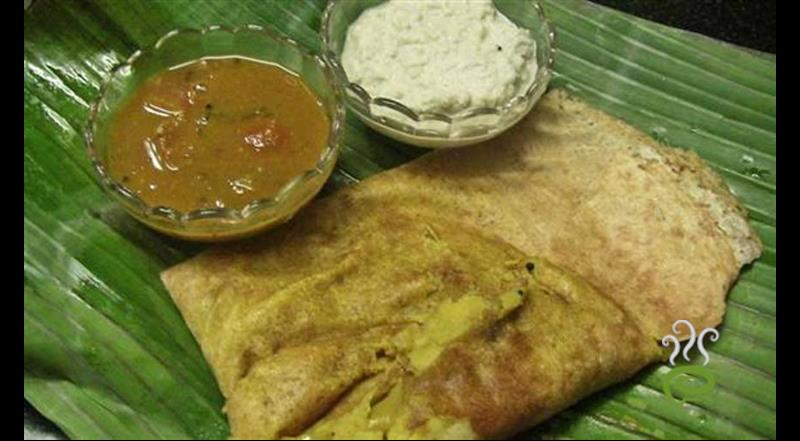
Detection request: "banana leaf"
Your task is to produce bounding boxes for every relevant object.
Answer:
[23,0,776,439]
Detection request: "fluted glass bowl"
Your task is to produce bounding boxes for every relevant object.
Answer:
[85,25,345,241]
[321,0,555,149]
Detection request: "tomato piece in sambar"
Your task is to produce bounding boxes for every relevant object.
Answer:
[105,56,330,212]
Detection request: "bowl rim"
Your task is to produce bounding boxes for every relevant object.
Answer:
[84,24,346,228]
[319,0,557,140]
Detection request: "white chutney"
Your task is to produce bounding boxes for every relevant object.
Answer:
[341,0,538,116]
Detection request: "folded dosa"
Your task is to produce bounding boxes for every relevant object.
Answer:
[164,213,661,439]
[161,90,761,438]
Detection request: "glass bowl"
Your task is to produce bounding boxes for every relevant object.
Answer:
[85,25,346,242]
[320,0,556,149]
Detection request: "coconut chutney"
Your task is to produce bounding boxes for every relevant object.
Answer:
[341,0,537,115]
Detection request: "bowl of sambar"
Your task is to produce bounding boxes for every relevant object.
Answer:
[85,25,345,241]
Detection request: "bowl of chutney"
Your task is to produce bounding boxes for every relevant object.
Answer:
[85,25,345,241]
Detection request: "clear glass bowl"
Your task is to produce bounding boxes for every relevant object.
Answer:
[320,0,556,149]
[85,25,345,241]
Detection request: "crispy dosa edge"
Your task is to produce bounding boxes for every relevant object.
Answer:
[528,90,762,334]
[537,90,762,268]
[531,90,762,326]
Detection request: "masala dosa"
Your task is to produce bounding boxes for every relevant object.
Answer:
[163,212,661,439]
[161,90,761,439]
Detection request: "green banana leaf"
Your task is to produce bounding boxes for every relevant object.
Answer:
[23,0,776,439]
